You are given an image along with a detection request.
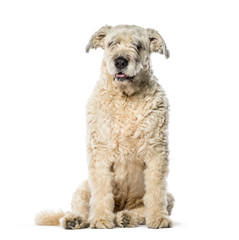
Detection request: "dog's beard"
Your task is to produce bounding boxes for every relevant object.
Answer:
[105,58,137,78]
[112,66,141,83]
[105,58,146,86]
[115,72,135,82]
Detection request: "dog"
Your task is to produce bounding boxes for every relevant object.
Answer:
[35,25,174,229]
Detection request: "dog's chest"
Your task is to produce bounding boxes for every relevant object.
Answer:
[99,97,148,154]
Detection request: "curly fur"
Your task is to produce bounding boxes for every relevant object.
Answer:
[35,25,174,229]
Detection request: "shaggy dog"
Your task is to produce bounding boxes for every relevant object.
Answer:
[35,25,174,229]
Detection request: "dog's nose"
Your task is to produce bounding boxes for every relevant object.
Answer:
[115,57,128,70]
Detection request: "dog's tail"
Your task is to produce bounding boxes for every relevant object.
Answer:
[35,210,66,226]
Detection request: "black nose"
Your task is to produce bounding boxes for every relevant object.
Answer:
[115,57,128,70]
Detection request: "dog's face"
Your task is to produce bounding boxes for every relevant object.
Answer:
[103,26,151,82]
[86,25,169,84]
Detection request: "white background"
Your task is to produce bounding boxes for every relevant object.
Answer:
[0,0,239,239]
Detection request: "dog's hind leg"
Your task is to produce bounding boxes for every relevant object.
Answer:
[60,180,90,229]
[166,192,175,216]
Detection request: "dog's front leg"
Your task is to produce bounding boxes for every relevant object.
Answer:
[144,145,173,228]
[88,148,115,229]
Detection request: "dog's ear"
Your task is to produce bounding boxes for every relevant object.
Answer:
[146,28,169,59]
[86,25,112,53]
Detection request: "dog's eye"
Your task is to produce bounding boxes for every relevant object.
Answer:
[108,41,113,47]
[136,44,142,51]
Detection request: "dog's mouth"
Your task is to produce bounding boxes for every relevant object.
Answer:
[115,72,135,82]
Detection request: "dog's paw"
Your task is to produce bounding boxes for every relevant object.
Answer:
[116,211,138,228]
[90,218,115,229]
[60,213,89,230]
[90,212,115,229]
[146,215,173,229]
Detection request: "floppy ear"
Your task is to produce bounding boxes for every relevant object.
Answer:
[146,28,170,59]
[86,25,112,53]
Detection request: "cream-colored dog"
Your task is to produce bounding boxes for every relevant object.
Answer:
[35,25,174,229]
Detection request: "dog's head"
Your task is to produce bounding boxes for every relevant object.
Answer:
[86,25,169,84]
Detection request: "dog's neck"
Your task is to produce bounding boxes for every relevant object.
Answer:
[100,60,156,97]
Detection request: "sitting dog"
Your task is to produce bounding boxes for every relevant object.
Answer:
[35,25,174,229]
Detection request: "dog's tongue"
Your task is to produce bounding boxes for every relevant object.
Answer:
[116,73,126,78]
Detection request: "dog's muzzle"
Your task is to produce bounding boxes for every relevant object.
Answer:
[114,57,135,82]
